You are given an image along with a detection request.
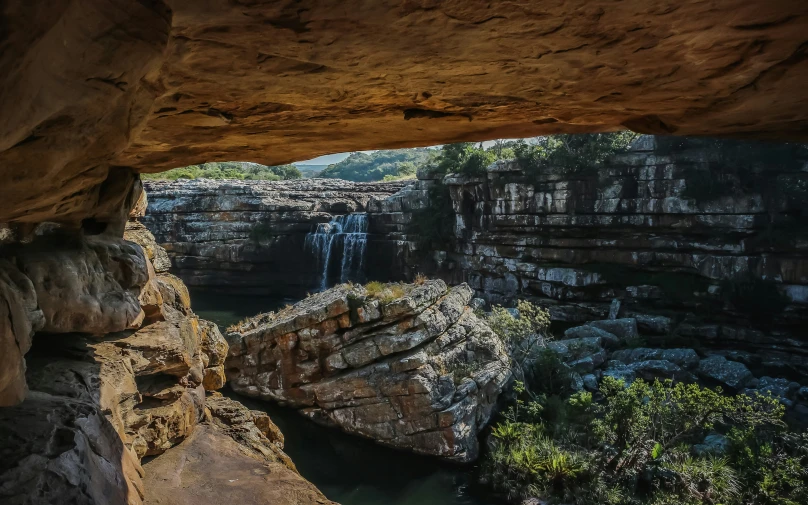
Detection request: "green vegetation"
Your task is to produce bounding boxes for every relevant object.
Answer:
[318,148,433,182]
[486,301,553,395]
[513,132,639,176]
[482,375,798,505]
[481,297,806,505]
[142,161,302,181]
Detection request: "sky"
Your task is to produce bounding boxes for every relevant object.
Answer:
[295,140,507,165]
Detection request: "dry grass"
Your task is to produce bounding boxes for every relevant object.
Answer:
[414,273,428,285]
[365,281,386,298]
[365,281,406,303]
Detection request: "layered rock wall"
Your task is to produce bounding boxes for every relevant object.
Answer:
[143,178,406,295]
[0,190,328,504]
[372,136,808,379]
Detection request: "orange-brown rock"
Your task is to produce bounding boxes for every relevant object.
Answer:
[1,1,807,226]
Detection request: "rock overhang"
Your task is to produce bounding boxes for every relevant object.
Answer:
[1,0,808,225]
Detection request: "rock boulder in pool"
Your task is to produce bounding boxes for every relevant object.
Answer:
[225,279,511,462]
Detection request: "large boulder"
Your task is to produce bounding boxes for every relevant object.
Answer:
[226,280,511,462]
[697,355,754,392]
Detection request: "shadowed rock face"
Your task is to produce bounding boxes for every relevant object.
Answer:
[142,178,406,294]
[225,280,511,462]
[1,0,807,225]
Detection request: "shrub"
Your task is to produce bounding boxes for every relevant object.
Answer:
[513,132,638,176]
[482,373,792,505]
[486,300,553,393]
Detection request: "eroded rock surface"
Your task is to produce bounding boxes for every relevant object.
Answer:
[2,1,808,226]
[371,136,808,376]
[0,201,324,504]
[143,178,405,294]
[226,279,510,461]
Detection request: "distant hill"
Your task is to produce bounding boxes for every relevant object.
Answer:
[293,164,329,178]
[317,148,434,182]
[141,162,302,181]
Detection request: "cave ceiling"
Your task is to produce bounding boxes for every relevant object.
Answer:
[1,0,807,224]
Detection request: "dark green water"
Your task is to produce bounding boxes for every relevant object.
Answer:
[191,289,500,505]
[188,288,297,329]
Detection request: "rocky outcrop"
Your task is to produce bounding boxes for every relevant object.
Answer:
[547,316,808,425]
[143,395,335,505]
[225,279,510,462]
[2,1,807,228]
[143,178,406,294]
[0,194,326,504]
[370,136,808,378]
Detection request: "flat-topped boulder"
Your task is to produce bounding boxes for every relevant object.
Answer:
[226,279,510,462]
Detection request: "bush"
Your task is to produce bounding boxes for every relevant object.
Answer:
[482,374,794,505]
[513,132,638,176]
[486,300,553,393]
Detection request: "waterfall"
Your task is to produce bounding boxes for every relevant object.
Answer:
[304,213,368,290]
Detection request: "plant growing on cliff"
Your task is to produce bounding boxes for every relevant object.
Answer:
[513,132,639,176]
[486,300,553,395]
[364,280,406,303]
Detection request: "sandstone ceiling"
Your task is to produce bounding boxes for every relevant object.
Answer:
[1,0,807,225]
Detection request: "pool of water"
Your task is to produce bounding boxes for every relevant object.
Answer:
[191,289,501,505]
[227,390,499,505]
[188,288,296,330]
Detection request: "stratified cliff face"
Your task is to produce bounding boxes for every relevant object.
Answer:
[372,136,808,380]
[141,137,808,380]
[226,280,510,462]
[2,1,808,228]
[143,178,406,295]
[0,190,330,505]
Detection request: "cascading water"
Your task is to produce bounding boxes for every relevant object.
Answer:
[304,213,368,290]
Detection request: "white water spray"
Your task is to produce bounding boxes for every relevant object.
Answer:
[304,213,368,290]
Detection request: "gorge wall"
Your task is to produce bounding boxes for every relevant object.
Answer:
[0,187,331,505]
[147,136,808,382]
[375,136,808,381]
[143,178,406,296]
